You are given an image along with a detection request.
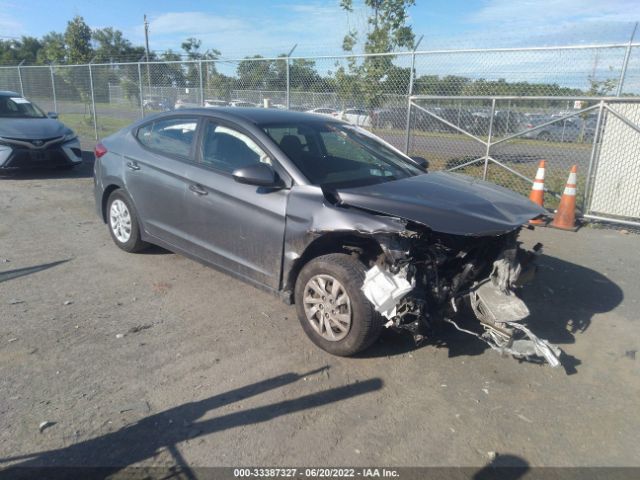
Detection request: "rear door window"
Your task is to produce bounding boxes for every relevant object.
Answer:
[136,117,198,158]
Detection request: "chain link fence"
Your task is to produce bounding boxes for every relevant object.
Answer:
[1,42,639,225]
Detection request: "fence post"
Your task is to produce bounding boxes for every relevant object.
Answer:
[285,44,297,109]
[583,100,605,213]
[137,62,145,118]
[17,60,25,96]
[49,64,57,113]
[482,98,496,180]
[616,22,638,97]
[199,60,204,106]
[404,36,424,154]
[88,62,98,141]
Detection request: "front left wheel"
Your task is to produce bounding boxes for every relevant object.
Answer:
[106,190,148,253]
[294,253,384,356]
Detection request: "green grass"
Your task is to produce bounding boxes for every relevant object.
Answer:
[371,126,593,150]
[60,113,132,146]
[408,147,586,211]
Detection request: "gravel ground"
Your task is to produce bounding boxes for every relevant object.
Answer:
[1,156,639,473]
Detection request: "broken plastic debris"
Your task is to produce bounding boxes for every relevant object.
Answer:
[39,421,56,433]
[471,282,529,324]
[361,265,413,319]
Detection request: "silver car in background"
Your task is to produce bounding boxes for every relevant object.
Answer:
[0,91,82,171]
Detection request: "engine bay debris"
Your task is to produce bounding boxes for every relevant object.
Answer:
[360,226,562,367]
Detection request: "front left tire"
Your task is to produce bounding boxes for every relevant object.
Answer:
[106,190,148,253]
[294,253,384,356]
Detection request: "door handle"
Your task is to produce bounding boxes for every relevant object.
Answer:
[189,184,208,196]
[126,161,140,171]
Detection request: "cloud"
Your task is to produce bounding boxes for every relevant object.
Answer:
[469,0,638,25]
[0,4,24,36]
[464,0,638,45]
[129,3,358,58]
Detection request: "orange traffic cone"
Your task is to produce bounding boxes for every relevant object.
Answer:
[551,165,579,231]
[529,160,548,225]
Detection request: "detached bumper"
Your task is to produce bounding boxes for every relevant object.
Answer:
[0,138,82,170]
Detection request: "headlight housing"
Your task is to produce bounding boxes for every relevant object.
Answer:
[63,130,77,142]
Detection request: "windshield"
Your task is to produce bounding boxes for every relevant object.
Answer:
[262,121,424,188]
[0,96,46,119]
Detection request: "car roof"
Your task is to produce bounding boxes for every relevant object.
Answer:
[170,107,343,125]
[0,91,20,97]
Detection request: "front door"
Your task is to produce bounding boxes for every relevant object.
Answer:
[182,120,289,289]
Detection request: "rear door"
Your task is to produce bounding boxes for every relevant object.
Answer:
[182,119,289,289]
[125,115,199,249]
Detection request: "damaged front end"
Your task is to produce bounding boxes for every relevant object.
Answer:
[361,226,562,367]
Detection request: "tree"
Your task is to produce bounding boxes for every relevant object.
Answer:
[180,37,220,93]
[14,36,42,64]
[64,15,93,64]
[339,0,416,109]
[236,55,278,90]
[37,32,66,64]
[93,27,145,63]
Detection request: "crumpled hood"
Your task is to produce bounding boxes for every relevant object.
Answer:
[0,118,67,140]
[335,171,546,236]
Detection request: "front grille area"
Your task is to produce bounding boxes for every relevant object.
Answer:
[2,136,64,148]
[1,146,74,169]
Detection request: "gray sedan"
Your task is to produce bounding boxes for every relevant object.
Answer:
[0,91,82,171]
[93,108,560,365]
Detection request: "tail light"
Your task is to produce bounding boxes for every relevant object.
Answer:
[94,142,107,158]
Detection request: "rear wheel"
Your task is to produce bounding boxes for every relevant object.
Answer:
[106,190,148,253]
[537,131,551,141]
[294,253,383,356]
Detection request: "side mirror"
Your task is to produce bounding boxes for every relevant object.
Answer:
[411,156,429,170]
[232,163,280,187]
[47,112,59,119]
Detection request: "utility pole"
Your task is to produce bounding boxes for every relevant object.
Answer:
[144,14,151,63]
[144,14,151,91]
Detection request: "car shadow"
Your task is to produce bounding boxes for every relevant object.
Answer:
[0,151,95,180]
[0,368,383,477]
[0,259,71,284]
[359,254,623,375]
[473,453,530,479]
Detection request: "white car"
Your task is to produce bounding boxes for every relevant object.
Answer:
[306,107,338,117]
[204,99,228,108]
[229,100,259,108]
[339,108,372,127]
[174,99,201,109]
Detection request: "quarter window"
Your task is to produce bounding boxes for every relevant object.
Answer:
[201,122,271,173]
[136,117,198,158]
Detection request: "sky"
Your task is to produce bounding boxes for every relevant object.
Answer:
[1,0,639,58]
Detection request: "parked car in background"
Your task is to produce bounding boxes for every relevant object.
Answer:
[493,110,528,135]
[204,99,228,108]
[143,96,171,111]
[0,91,82,171]
[371,106,434,131]
[93,107,559,366]
[338,108,372,127]
[372,107,406,129]
[521,114,596,142]
[306,107,338,117]
[229,100,259,108]
[174,99,201,110]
